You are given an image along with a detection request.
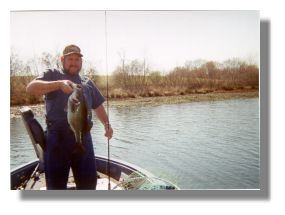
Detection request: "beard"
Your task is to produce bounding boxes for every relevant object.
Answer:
[63,65,81,75]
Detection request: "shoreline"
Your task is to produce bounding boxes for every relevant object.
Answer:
[10,90,259,118]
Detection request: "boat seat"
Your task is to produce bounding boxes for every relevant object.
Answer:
[20,107,46,150]
[20,107,45,171]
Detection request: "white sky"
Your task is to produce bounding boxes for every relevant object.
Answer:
[10,10,259,74]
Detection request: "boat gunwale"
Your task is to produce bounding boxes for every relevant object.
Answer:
[10,155,156,190]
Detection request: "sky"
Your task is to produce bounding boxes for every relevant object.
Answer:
[10,10,259,74]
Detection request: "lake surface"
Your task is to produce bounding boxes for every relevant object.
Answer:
[10,98,260,189]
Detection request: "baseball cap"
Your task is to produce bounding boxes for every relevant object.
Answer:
[62,44,83,57]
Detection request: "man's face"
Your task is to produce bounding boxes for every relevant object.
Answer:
[61,54,82,75]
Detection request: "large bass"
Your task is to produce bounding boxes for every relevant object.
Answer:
[67,84,91,152]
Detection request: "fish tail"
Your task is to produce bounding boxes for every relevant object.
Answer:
[76,132,85,153]
[73,144,85,154]
[71,129,86,154]
[77,143,86,153]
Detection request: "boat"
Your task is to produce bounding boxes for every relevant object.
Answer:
[10,107,179,190]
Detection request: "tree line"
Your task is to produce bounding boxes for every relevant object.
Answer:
[10,52,259,105]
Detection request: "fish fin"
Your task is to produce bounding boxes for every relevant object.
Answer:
[84,110,92,132]
[74,130,81,145]
[72,131,85,154]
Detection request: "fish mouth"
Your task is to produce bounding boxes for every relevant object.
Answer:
[71,97,80,104]
[71,84,82,90]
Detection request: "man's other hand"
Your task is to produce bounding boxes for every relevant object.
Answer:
[104,125,113,140]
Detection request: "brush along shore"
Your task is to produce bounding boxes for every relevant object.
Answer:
[10,90,258,118]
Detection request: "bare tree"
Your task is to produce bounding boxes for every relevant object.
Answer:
[41,52,61,69]
[10,52,23,76]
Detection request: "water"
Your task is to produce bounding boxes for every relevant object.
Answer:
[10,98,260,189]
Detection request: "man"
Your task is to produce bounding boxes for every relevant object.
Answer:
[26,44,113,190]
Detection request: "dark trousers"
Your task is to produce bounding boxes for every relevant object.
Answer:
[44,121,97,190]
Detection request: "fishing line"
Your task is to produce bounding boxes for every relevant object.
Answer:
[104,10,111,190]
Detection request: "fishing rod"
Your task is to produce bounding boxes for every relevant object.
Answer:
[104,10,111,190]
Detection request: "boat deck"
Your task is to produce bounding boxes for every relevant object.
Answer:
[25,170,122,190]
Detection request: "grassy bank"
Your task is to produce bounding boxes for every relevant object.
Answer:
[10,90,258,118]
